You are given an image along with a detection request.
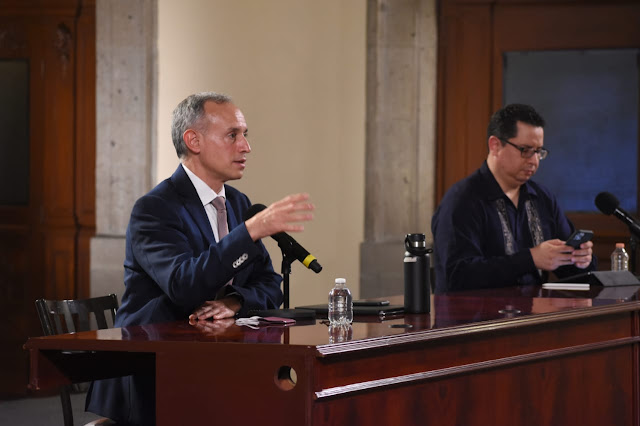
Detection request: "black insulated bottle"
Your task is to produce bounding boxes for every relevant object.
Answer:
[404,233,431,314]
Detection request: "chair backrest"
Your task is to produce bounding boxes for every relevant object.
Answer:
[35,294,119,335]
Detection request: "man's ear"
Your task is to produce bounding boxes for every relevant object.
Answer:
[487,135,502,155]
[183,129,200,154]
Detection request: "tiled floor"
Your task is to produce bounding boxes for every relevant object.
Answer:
[0,392,102,426]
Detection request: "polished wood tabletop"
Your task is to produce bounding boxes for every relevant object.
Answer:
[24,284,640,426]
[24,284,640,352]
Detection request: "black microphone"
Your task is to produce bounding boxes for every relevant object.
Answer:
[244,204,323,273]
[595,192,640,237]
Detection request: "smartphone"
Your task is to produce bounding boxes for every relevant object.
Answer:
[565,229,594,249]
[352,300,390,307]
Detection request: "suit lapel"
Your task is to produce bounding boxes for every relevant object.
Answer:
[171,165,215,244]
[225,185,239,231]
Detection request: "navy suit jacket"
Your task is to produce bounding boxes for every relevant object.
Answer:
[86,165,283,425]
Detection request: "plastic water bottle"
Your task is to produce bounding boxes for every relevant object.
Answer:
[328,278,353,326]
[328,324,353,343]
[611,243,629,271]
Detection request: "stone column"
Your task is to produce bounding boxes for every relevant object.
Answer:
[361,0,437,297]
[90,0,157,299]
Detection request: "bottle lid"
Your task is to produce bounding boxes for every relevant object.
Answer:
[405,233,426,247]
[616,243,625,248]
[335,278,346,284]
[405,234,429,256]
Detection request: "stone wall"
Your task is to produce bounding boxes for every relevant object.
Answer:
[90,0,156,299]
[361,0,437,297]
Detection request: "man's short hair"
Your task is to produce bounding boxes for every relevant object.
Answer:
[487,103,545,141]
[171,92,233,158]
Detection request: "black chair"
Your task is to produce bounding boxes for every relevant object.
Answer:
[35,294,119,426]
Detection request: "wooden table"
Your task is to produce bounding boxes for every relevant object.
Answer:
[25,285,640,425]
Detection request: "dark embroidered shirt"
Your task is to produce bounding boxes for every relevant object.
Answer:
[431,162,596,293]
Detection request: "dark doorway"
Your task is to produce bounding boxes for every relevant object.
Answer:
[0,0,95,397]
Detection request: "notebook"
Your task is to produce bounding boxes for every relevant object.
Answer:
[553,270,640,287]
[295,303,405,317]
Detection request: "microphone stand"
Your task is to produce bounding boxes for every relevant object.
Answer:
[258,238,315,320]
[629,234,638,274]
[280,249,294,309]
[246,235,316,320]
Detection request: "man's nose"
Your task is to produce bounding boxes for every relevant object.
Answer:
[239,136,251,153]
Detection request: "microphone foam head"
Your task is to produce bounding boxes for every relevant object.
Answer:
[309,260,323,273]
[595,192,619,215]
[243,203,267,221]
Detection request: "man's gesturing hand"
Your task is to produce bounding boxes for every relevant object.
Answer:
[245,193,315,241]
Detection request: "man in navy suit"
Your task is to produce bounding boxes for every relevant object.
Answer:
[86,92,314,425]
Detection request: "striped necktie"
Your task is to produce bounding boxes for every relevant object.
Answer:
[211,196,229,240]
[211,196,233,290]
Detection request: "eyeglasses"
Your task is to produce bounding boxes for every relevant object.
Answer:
[499,138,549,160]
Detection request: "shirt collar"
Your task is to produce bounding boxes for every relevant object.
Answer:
[181,163,226,206]
[479,161,538,201]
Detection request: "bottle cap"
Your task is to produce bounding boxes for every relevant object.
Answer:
[335,278,346,284]
[405,233,426,247]
[405,234,429,256]
[616,243,625,248]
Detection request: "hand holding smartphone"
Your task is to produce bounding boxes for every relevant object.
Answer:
[565,229,593,249]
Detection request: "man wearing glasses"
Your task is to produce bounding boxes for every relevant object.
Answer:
[432,103,595,293]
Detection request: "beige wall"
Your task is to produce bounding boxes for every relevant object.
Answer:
[156,0,366,305]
